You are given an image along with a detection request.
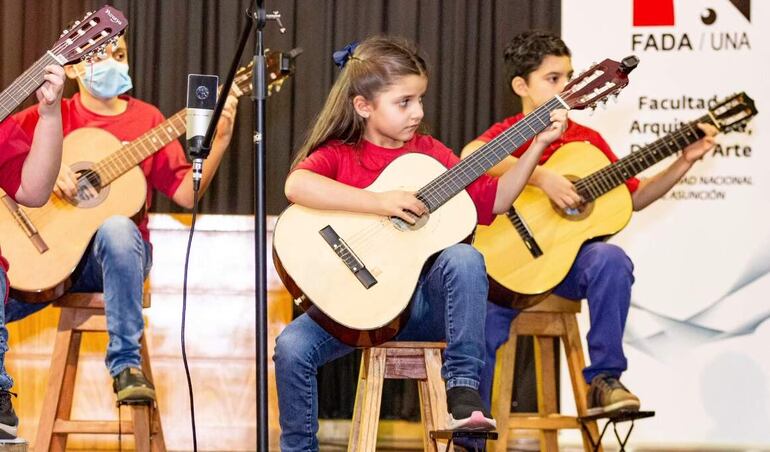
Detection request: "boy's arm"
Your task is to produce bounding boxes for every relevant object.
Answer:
[491,109,568,213]
[14,65,65,207]
[631,123,717,211]
[462,136,580,210]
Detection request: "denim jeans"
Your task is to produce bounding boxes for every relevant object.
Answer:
[479,241,634,408]
[273,243,489,452]
[0,215,152,390]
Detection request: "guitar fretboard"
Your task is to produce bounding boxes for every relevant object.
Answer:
[574,114,712,201]
[416,97,565,211]
[91,110,187,186]
[0,52,61,123]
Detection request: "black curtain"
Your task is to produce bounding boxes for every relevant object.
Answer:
[1,0,559,419]
[1,0,559,215]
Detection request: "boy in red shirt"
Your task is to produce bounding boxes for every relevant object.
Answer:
[0,63,66,439]
[462,31,716,415]
[2,37,237,430]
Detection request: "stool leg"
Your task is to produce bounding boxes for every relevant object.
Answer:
[419,348,449,452]
[490,326,518,452]
[36,309,81,452]
[139,336,167,452]
[131,405,152,452]
[562,314,602,452]
[535,336,559,452]
[348,348,385,452]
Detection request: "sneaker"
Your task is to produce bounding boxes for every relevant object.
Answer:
[446,387,496,431]
[0,390,18,440]
[586,374,640,416]
[113,367,156,403]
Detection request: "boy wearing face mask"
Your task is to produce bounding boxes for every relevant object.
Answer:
[3,37,238,417]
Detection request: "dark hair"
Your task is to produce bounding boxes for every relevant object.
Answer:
[503,31,571,87]
[292,36,428,168]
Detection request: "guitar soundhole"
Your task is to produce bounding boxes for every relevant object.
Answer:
[390,211,429,231]
[68,161,110,208]
[551,174,594,221]
[555,200,593,220]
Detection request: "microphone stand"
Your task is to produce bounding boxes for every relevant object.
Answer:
[251,1,285,451]
[192,2,283,450]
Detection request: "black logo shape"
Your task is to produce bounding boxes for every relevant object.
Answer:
[728,0,751,22]
[701,8,717,25]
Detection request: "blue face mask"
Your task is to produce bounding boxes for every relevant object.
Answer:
[79,58,133,99]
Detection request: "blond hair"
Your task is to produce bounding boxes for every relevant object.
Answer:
[291,36,428,168]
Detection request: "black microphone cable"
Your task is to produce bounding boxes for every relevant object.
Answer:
[181,184,201,452]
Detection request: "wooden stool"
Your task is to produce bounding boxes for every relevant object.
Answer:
[35,292,166,452]
[490,295,601,452]
[348,342,449,452]
[0,439,28,451]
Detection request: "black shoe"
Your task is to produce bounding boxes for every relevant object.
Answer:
[113,367,156,403]
[0,390,18,440]
[586,374,640,416]
[446,387,496,431]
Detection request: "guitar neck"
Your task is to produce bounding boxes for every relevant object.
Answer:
[416,97,565,211]
[92,110,187,186]
[0,52,62,123]
[575,114,713,201]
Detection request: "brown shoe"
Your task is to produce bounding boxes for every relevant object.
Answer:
[113,367,156,403]
[586,374,640,416]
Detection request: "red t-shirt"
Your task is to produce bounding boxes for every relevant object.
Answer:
[294,135,499,226]
[12,93,190,242]
[0,117,32,297]
[477,113,640,193]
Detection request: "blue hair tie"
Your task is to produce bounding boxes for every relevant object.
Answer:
[333,41,360,69]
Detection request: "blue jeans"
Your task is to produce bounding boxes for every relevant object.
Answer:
[273,244,488,452]
[479,242,634,407]
[0,216,152,390]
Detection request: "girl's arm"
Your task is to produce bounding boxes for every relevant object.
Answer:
[285,169,427,224]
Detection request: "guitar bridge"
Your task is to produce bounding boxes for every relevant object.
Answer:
[506,207,543,258]
[319,225,377,289]
[1,194,49,254]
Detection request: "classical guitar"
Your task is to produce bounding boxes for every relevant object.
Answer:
[474,92,758,308]
[273,56,639,347]
[0,5,127,123]
[0,50,298,301]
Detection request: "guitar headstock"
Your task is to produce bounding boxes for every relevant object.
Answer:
[233,48,301,98]
[52,5,128,65]
[709,92,758,133]
[559,56,639,111]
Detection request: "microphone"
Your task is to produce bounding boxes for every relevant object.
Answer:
[186,74,219,191]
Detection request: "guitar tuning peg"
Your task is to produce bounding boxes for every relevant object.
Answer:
[588,106,596,116]
[611,93,619,103]
[599,100,607,109]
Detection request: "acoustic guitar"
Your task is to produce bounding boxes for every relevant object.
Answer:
[474,92,758,308]
[0,50,297,301]
[273,56,639,346]
[0,5,127,122]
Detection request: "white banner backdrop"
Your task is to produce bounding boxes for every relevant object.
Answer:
[560,0,769,446]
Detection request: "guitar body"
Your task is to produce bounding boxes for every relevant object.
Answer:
[273,153,477,346]
[474,142,634,304]
[0,127,147,300]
